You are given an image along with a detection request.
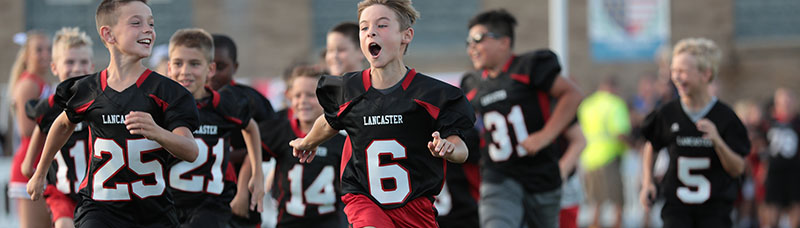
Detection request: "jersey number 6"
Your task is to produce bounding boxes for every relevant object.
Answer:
[367,140,411,205]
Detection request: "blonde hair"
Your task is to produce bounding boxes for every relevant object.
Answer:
[357,0,420,31]
[8,30,48,95]
[52,27,94,62]
[95,0,148,46]
[169,28,214,62]
[673,38,722,81]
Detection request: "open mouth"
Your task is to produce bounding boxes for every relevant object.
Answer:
[368,42,381,58]
[179,79,194,87]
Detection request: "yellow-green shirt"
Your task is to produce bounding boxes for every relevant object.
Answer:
[577,91,631,171]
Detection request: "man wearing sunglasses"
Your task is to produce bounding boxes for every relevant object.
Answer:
[460,9,583,228]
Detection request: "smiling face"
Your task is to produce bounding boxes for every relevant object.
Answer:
[52,46,93,81]
[107,1,155,58]
[26,35,52,75]
[358,4,412,68]
[671,53,711,98]
[466,24,509,71]
[168,45,215,98]
[326,32,363,75]
[287,76,324,125]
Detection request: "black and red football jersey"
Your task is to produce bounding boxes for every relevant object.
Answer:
[461,50,563,193]
[261,108,345,227]
[25,95,90,201]
[168,86,251,209]
[764,116,800,189]
[435,127,481,228]
[219,82,277,152]
[317,68,476,209]
[53,69,199,224]
[641,99,750,205]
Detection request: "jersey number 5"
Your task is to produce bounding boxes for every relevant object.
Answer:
[367,140,411,205]
[484,105,530,161]
[92,138,165,201]
[676,157,711,204]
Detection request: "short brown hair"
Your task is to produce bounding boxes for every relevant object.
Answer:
[96,0,148,37]
[357,0,419,31]
[169,28,214,62]
[673,38,722,81]
[52,27,93,61]
[286,65,325,90]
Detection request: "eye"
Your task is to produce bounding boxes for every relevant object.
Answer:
[378,24,388,28]
[360,26,368,31]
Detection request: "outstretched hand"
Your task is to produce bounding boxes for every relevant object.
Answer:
[289,138,317,163]
[428,131,455,158]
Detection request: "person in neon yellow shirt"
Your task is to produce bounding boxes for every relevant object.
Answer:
[578,76,630,228]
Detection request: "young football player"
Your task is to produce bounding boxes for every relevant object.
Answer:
[326,22,365,76]
[460,9,583,228]
[27,1,201,227]
[21,27,94,228]
[761,88,800,228]
[289,0,476,227]
[166,28,264,227]
[640,38,750,228]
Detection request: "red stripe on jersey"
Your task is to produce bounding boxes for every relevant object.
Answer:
[100,69,108,91]
[510,73,530,85]
[79,126,93,190]
[75,100,94,114]
[362,69,371,91]
[135,69,152,88]
[48,94,55,107]
[337,101,352,117]
[414,99,440,120]
[224,116,243,125]
[289,116,306,138]
[502,55,516,72]
[224,161,237,183]
[466,88,477,102]
[462,163,481,202]
[537,91,551,121]
[35,115,44,124]
[209,86,221,108]
[148,94,170,112]
[261,142,278,159]
[401,68,417,90]
[340,136,352,179]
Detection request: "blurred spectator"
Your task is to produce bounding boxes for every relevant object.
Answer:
[762,88,800,228]
[578,75,631,228]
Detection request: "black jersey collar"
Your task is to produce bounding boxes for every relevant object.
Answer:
[287,108,307,138]
[99,68,153,91]
[196,86,221,109]
[360,68,418,92]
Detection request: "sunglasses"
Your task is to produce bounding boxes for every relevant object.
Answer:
[466,32,502,46]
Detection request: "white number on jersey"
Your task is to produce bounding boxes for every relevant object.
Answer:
[169,138,225,194]
[484,105,529,161]
[434,182,452,216]
[285,165,336,216]
[676,157,711,204]
[767,127,798,159]
[54,140,88,194]
[92,138,165,201]
[366,140,411,204]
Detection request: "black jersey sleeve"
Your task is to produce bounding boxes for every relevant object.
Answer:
[163,86,200,132]
[240,85,276,123]
[721,110,751,157]
[317,75,346,130]
[525,50,562,92]
[435,87,477,141]
[25,97,57,133]
[641,107,665,151]
[217,89,254,130]
[258,116,293,161]
[53,75,90,124]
